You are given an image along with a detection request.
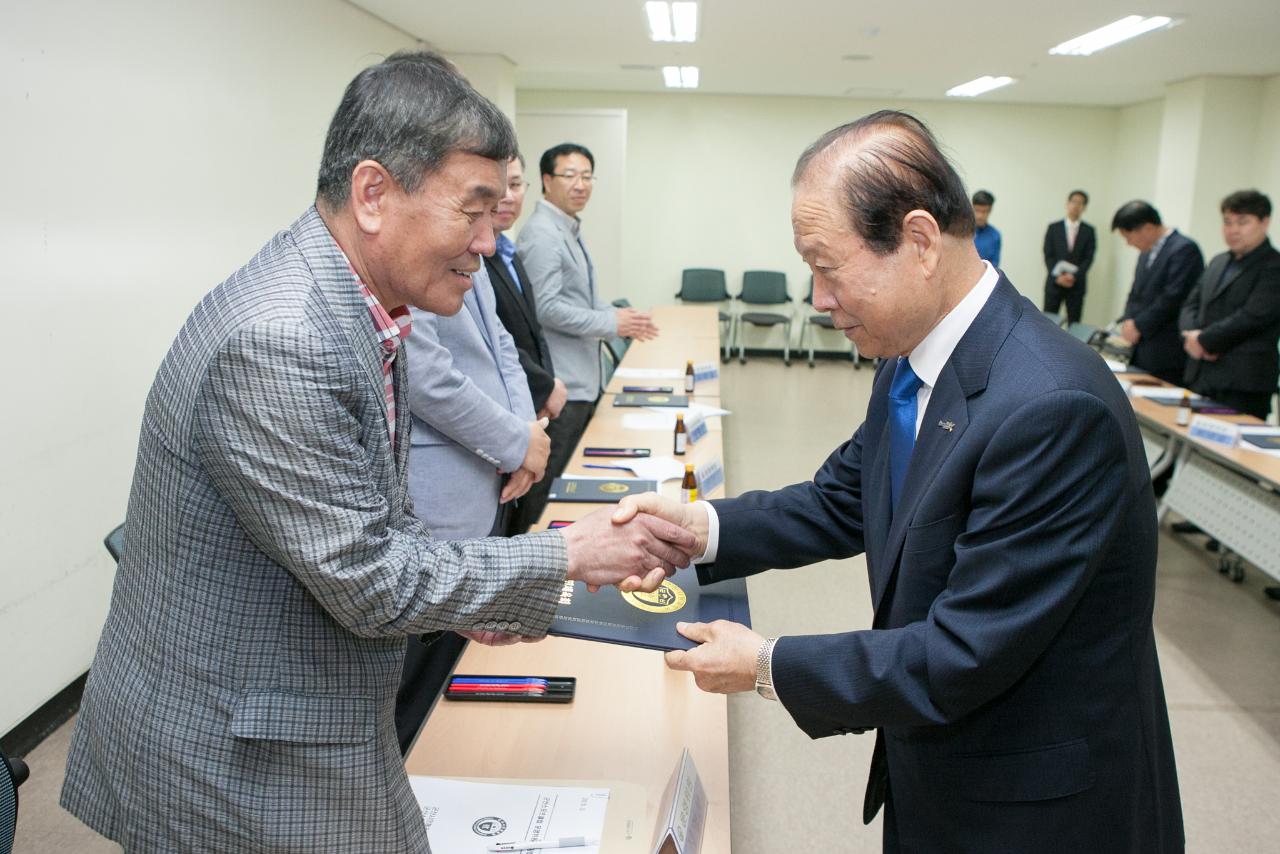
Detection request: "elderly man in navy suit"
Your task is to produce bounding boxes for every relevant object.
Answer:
[621,111,1183,852]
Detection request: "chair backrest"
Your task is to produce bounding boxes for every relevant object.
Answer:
[104,523,126,562]
[1041,310,1065,327]
[607,334,630,362]
[0,748,28,854]
[599,339,619,393]
[803,275,814,305]
[611,298,631,308]
[739,270,789,305]
[677,269,730,302]
[1066,321,1102,346]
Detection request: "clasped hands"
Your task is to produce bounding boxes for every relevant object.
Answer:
[1181,329,1218,362]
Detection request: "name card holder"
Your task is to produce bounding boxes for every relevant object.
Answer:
[686,415,709,445]
[650,748,707,854]
[1188,414,1241,449]
[693,362,720,383]
[695,459,725,497]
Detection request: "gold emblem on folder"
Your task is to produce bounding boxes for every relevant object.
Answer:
[600,482,630,494]
[650,395,670,403]
[621,580,688,614]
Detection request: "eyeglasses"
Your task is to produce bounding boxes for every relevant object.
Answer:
[551,172,597,185]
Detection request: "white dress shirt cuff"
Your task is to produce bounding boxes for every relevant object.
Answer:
[692,500,719,564]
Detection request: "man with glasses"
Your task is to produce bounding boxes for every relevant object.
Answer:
[517,142,658,526]
[1179,189,1280,419]
[487,154,569,533]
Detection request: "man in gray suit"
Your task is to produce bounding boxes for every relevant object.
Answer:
[61,51,696,853]
[394,262,549,752]
[518,142,659,523]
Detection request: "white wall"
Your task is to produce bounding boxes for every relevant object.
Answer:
[1107,99,1165,318]
[516,89,1128,330]
[0,0,416,735]
[1253,75,1280,224]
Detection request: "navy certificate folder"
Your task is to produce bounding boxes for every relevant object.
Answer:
[547,477,658,503]
[612,393,690,408]
[548,566,751,651]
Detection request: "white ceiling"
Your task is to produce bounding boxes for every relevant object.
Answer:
[350,0,1280,106]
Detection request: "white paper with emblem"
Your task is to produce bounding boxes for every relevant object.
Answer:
[410,776,609,853]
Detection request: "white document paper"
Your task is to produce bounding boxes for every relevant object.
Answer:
[614,367,684,379]
[1127,385,1200,400]
[410,777,609,854]
[620,413,676,431]
[1051,260,1079,277]
[597,456,686,483]
[1103,358,1128,373]
[622,404,729,433]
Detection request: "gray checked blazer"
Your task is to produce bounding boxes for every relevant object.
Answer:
[406,264,536,539]
[61,207,568,853]
[517,199,617,401]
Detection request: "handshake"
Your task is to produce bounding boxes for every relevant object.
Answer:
[560,493,710,593]
[463,494,708,647]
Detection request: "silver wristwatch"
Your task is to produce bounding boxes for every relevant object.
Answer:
[755,637,778,701]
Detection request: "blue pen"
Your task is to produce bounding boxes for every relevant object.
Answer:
[583,463,634,474]
[450,677,547,686]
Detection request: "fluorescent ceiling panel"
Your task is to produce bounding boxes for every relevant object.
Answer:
[1049,15,1177,56]
[945,75,1015,97]
[662,65,699,88]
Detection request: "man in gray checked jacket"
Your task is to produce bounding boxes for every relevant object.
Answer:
[60,52,696,853]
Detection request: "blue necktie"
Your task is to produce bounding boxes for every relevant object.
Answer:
[888,357,923,511]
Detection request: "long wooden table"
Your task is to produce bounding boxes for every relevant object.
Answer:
[1121,373,1280,586]
[407,305,733,852]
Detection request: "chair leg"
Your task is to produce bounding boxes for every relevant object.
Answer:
[804,324,815,368]
[739,325,747,364]
[783,319,792,366]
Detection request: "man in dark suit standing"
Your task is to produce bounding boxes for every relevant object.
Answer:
[1180,189,1280,419]
[622,111,1183,853]
[1113,201,1205,385]
[485,153,569,532]
[1043,189,1097,324]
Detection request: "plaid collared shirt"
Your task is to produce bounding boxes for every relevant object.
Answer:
[354,276,412,446]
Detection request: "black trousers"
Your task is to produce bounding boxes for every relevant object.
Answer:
[507,399,595,534]
[1043,284,1086,325]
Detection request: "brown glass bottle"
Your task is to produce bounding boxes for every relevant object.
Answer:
[1176,390,1192,426]
[681,463,698,503]
[685,360,696,393]
[674,413,688,455]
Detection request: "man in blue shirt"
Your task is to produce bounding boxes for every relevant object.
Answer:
[971,189,1001,266]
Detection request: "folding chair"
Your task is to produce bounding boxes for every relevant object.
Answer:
[676,269,734,362]
[800,276,859,368]
[733,271,793,365]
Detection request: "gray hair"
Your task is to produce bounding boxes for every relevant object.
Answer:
[793,110,975,255]
[316,50,518,209]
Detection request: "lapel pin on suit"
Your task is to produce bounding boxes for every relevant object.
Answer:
[938,420,956,432]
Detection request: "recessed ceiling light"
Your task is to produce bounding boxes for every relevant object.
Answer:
[945,75,1016,98]
[841,54,873,62]
[662,65,699,89]
[646,2,698,43]
[1049,15,1180,56]
[620,64,658,71]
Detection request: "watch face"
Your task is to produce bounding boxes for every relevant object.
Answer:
[755,682,778,701]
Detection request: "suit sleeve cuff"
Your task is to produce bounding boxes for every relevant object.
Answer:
[692,500,719,564]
